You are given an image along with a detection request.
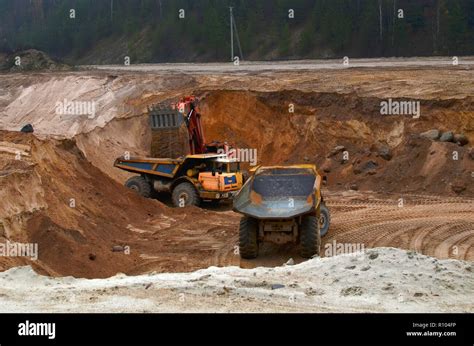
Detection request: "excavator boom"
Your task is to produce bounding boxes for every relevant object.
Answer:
[181,97,206,154]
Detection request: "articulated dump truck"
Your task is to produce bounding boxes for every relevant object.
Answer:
[233,165,330,259]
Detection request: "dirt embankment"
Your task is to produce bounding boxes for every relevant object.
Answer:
[0,131,157,277]
[1,67,472,190]
[200,90,474,196]
[0,131,242,278]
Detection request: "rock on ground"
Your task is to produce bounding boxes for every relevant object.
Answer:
[420,129,440,141]
[439,131,454,142]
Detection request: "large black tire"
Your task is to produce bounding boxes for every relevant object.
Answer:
[171,182,201,207]
[125,176,152,198]
[319,202,331,237]
[239,216,259,259]
[299,215,321,258]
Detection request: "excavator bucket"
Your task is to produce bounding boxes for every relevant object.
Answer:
[148,103,184,130]
[148,99,190,157]
[233,166,321,219]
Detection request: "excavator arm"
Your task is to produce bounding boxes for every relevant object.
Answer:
[180,97,206,154]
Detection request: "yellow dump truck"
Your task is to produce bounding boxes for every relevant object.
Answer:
[233,164,330,258]
[114,153,244,207]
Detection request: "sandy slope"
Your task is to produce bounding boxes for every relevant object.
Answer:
[0,248,472,313]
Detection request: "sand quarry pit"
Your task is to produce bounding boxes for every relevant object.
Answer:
[0,59,473,312]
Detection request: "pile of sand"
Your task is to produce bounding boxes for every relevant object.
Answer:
[0,49,70,72]
[0,131,164,277]
[0,247,471,312]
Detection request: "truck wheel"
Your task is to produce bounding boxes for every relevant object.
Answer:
[172,182,201,207]
[299,215,321,258]
[125,176,151,198]
[239,216,259,259]
[319,202,331,237]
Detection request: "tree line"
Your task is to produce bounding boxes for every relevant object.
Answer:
[0,0,472,63]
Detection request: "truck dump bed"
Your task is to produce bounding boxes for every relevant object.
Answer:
[114,157,181,178]
[233,166,321,219]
